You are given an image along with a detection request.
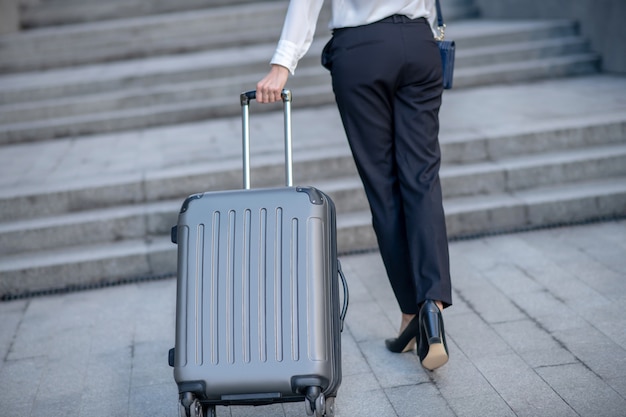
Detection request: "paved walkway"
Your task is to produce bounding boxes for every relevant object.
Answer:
[1,219,625,417]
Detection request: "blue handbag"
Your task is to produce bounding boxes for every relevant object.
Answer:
[435,0,455,89]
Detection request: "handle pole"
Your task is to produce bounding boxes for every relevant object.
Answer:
[240,89,293,189]
[282,90,293,187]
[241,94,252,189]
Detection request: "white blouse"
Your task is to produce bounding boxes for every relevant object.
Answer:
[271,0,438,74]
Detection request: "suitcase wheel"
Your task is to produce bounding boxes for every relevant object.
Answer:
[178,397,201,417]
[305,396,315,416]
[204,405,216,417]
[325,396,336,417]
[179,393,215,417]
[305,387,332,417]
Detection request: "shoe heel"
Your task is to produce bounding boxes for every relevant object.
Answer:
[385,315,419,353]
[418,301,449,371]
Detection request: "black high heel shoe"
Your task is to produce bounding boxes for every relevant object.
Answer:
[385,315,420,353]
[417,300,449,370]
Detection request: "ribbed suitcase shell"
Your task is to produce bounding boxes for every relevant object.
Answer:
[172,185,341,405]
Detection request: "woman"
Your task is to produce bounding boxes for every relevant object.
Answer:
[256,0,452,371]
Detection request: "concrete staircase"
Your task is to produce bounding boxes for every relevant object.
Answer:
[1,0,624,299]
[0,17,600,144]
[440,0,479,20]
[18,0,270,28]
[18,0,474,29]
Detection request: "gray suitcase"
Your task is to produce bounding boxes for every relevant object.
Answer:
[169,90,348,417]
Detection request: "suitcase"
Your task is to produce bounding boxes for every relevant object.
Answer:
[169,90,348,417]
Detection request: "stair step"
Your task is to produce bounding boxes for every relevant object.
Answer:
[339,176,626,251]
[1,109,623,222]
[448,20,577,48]
[8,15,568,75]
[0,50,603,144]
[454,53,599,88]
[440,111,626,163]
[0,20,583,103]
[1,2,331,73]
[20,0,261,28]
[2,175,624,298]
[440,143,626,197]
[0,19,601,144]
[0,78,334,144]
[0,37,594,126]
[319,143,626,212]
[444,176,626,238]
[441,2,479,21]
[0,200,180,255]
[3,142,625,256]
[19,0,478,30]
[0,41,288,105]
[457,36,590,67]
[0,237,175,297]
[0,140,355,222]
[0,65,330,126]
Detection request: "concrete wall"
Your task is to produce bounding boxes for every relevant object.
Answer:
[473,0,626,74]
[0,0,20,34]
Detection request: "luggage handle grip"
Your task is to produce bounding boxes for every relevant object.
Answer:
[240,89,293,190]
[338,260,349,332]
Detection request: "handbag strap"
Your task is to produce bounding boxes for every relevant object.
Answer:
[434,0,446,40]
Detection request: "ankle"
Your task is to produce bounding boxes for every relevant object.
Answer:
[400,313,416,333]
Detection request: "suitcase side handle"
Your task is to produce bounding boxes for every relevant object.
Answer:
[240,89,293,190]
[338,260,349,332]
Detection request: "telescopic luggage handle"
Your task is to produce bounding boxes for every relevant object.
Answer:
[240,89,293,190]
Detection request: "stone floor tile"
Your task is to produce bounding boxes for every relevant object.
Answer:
[282,400,310,417]
[227,403,285,417]
[480,262,544,297]
[532,309,589,334]
[83,350,132,391]
[552,325,626,381]
[358,339,428,389]
[334,372,396,417]
[385,383,456,417]
[473,353,578,417]
[79,387,133,417]
[434,338,499,399]
[338,254,377,304]
[0,299,26,365]
[489,236,609,307]
[339,328,370,377]
[31,394,82,417]
[128,383,179,417]
[536,363,626,417]
[442,292,471,317]
[131,341,175,388]
[453,283,526,324]
[445,310,513,360]
[0,357,47,417]
[447,393,516,417]
[343,299,394,344]
[509,289,574,324]
[569,301,626,349]
[492,319,577,368]
[606,376,626,399]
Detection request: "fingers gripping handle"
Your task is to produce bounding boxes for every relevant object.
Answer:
[240,89,293,190]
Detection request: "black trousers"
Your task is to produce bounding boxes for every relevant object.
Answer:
[325,15,452,313]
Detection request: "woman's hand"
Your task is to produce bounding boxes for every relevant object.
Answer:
[256,64,290,103]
